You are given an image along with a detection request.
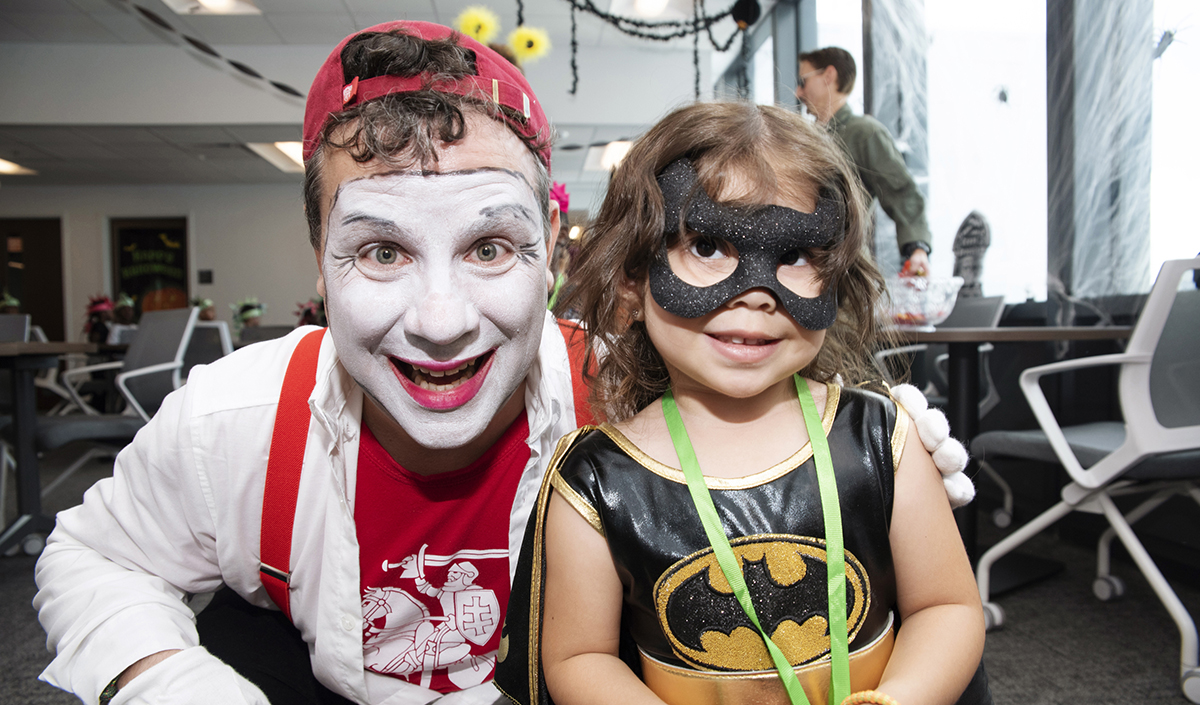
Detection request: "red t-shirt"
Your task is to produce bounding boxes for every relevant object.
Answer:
[355,412,531,694]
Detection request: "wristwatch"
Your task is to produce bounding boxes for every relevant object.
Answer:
[900,241,931,259]
[98,675,120,705]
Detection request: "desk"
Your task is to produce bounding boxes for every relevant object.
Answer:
[0,341,96,555]
[896,327,1132,586]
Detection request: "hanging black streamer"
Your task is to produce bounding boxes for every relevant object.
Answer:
[570,5,580,95]
[554,0,744,96]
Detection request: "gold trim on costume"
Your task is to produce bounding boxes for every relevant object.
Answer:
[890,402,909,473]
[639,612,895,705]
[524,426,595,699]
[598,382,842,490]
[550,473,604,536]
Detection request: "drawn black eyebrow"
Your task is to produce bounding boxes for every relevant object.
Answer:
[465,205,543,264]
[479,203,537,224]
[340,213,403,234]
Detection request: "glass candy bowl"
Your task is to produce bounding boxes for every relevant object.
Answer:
[887,276,964,331]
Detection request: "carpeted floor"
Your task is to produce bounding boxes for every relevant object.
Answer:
[3,442,1199,704]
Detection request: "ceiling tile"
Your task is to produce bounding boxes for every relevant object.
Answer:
[591,124,644,143]
[0,17,35,41]
[180,15,283,44]
[550,124,596,148]
[88,11,178,43]
[68,0,133,11]
[80,126,171,144]
[350,10,440,30]
[5,0,79,11]
[341,0,433,14]
[149,126,241,144]
[221,124,303,142]
[103,142,189,159]
[3,11,121,42]
[266,12,356,45]
[0,144,57,162]
[34,141,125,160]
[253,0,349,12]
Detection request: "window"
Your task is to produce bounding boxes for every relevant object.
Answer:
[925,0,1048,302]
[1149,0,1200,286]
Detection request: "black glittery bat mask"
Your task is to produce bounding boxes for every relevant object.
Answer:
[648,158,843,331]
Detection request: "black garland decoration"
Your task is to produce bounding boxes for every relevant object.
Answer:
[692,0,701,100]
[120,0,304,99]
[557,0,747,95]
[570,5,580,95]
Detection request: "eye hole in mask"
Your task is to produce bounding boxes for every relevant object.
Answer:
[666,234,824,300]
[649,157,844,331]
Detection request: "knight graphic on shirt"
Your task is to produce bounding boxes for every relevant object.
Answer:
[355,412,531,694]
[362,545,506,689]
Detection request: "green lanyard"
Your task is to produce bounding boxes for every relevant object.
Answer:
[661,375,851,705]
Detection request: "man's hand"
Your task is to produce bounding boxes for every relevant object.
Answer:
[116,649,183,689]
[900,249,930,277]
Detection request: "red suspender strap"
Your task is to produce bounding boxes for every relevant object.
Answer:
[557,319,595,427]
[259,328,327,620]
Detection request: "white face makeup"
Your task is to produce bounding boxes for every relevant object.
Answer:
[319,166,549,449]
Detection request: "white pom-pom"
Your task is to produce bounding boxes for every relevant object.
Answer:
[943,471,976,508]
[914,408,950,451]
[932,437,969,476]
[890,383,928,416]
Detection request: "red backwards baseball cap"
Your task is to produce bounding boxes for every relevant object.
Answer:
[302,20,550,170]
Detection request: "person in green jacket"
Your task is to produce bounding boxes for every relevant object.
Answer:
[796,46,931,276]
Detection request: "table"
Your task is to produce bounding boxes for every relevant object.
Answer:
[897,326,1132,590]
[0,341,96,555]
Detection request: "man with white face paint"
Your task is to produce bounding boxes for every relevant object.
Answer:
[34,21,590,705]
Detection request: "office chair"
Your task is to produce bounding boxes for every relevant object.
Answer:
[0,314,29,527]
[237,325,293,345]
[974,257,1200,703]
[183,319,233,379]
[26,307,199,516]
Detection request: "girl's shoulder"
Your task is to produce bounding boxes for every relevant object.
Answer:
[549,423,645,485]
[833,383,904,424]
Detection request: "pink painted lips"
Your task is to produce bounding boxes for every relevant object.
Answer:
[391,350,495,410]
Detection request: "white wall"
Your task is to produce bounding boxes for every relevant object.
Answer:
[0,182,317,340]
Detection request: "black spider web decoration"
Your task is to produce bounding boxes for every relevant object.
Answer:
[118,0,305,99]
[552,0,745,96]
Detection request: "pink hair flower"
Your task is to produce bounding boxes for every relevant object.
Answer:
[549,181,569,214]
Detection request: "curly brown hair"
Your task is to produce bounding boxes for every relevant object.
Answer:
[561,101,894,421]
[302,29,552,251]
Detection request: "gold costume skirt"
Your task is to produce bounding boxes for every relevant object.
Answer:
[640,613,895,705]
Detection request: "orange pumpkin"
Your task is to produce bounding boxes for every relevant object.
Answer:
[142,287,189,312]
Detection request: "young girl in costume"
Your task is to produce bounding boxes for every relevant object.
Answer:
[495,101,989,705]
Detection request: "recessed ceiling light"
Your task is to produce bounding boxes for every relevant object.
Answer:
[247,142,304,173]
[583,141,633,171]
[160,0,262,16]
[0,158,36,176]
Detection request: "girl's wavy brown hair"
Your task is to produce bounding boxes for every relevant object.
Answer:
[561,101,895,422]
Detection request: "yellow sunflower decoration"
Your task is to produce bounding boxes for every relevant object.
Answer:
[456,6,501,45]
[509,25,551,64]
